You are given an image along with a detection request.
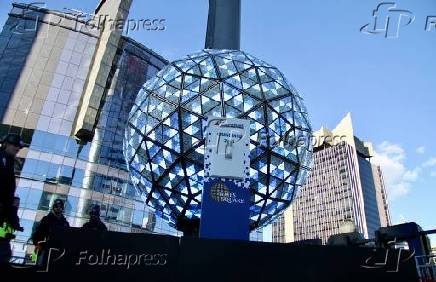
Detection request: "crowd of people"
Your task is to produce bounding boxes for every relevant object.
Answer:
[0,133,108,268]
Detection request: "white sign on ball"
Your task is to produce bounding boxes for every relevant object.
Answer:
[205,118,250,180]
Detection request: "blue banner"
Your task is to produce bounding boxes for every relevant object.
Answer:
[200,178,250,240]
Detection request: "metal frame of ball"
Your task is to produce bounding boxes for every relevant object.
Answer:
[124,49,312,231]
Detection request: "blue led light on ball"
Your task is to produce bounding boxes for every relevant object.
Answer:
[124,49,312,229]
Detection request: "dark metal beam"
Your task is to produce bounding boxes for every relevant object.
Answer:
[205,0,241,50]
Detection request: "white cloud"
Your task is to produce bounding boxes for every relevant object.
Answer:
[403,167,421,182]
[416,146,425,154]
[377,142,405,161]
[372,141,419,200]
[423,158,436,167]
[431,171,436,177]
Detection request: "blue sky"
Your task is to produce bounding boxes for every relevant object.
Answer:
[1,0,435,243]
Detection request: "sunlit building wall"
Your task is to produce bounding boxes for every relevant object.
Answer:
[0,2,178,257]
[272,113,391,244]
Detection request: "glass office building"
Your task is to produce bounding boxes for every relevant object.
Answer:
[272,114,391,243]
[0,2,266,254]
[0,2,184,259]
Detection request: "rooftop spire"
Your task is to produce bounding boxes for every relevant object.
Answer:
[205,0,241,50]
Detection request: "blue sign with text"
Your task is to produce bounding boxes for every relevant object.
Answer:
[200,118,251,240]
[200,178,250,240]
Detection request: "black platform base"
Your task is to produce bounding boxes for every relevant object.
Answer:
[9,228,419,282]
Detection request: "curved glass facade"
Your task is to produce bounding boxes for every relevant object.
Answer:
[125,49,313,230]
[0,4,176,253]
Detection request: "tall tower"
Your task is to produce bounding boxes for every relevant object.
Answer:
[272,114,391,244]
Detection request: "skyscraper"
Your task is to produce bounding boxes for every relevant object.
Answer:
[0,1,179,257]
[272,113,390,244]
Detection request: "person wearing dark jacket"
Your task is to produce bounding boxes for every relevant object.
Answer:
[31,199,69,266]
[82,205,107,232]
[0,134,24,226]
[32,199,70,245]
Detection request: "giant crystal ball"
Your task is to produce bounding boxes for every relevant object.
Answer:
[124,49,312,230]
